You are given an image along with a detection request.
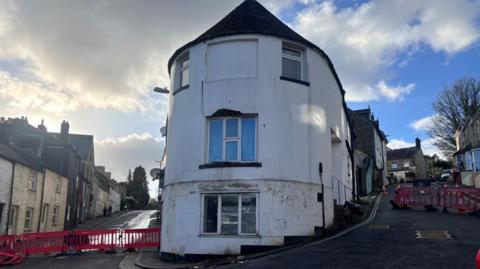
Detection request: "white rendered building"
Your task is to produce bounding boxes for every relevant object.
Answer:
[161,0,353,260]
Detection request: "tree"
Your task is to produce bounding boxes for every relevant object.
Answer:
[428,77,480,157]
[125,166,150,209]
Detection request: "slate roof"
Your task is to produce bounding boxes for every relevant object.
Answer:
[68,134,94,161]
[387,147,418,161]
[0,142,46,172]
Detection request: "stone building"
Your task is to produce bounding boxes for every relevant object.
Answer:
[0,143,68,234]
[349,108,388,195]
[387,138,427,181]
[161,0,353,259]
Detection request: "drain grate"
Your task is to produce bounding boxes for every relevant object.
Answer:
[416,230,453,239]
[368,224,390,230]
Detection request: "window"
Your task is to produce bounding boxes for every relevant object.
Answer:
[208,117,257,162]
[473,149,480,171]
[391,162,398,170]
[55,177,61,193]
[0,203,3,228]
[202,193,257,235]
[52,206,59,226]
[403,161,410,168]
[179,55,189,88]
[466,152,473,171]
[282,46,303,81]
[8,205,18,227]
[24,208,34,232]
[41,203,49,224]
[29,171,38,190]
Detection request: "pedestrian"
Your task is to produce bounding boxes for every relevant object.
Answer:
[103,206,107,217]
[108,205,113,216]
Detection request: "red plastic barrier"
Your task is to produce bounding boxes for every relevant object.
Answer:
[394,186,480,212]
[0,228,160,265]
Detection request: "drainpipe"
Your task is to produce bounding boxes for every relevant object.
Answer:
[5,162,15,235]
[319,162,325,230]
[37,168,47,232]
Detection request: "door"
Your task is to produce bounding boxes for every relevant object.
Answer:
[8,205,18,234]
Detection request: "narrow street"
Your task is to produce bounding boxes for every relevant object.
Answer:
[13,210,157,269]
[220,189,480,269]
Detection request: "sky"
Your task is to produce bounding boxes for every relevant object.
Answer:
[0,0,479,197]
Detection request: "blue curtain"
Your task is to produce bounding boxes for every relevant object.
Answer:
[241,118,256,161]
[209,119,223,162]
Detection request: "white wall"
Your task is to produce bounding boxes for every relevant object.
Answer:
[162,35,351,256]
[0,158,13,235]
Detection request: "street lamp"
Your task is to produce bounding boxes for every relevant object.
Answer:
[153,87,169,94]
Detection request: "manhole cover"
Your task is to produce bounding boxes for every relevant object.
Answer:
[416,231,453,239]
[368,224,390,230]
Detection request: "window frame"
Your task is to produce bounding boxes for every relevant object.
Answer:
[52,206,59,226]
[207,116,258,163]
[178,53,189,89]
[29,171,38,191]
[281,42,308,84]
[24,207,34,232]
[55,177,61,193]
[200,192,259,236]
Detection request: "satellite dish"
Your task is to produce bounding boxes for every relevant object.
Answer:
[150,168,161,179]
[160,126,167,137]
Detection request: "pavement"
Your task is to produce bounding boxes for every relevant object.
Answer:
[218,188,480,269]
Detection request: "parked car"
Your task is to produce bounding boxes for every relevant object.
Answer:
[440,169,451,181]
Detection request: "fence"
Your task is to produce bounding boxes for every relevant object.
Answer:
[393,185,480,212]
[0,228,160,265]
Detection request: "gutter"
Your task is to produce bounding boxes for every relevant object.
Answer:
[5,162,15,235]
[37,168,47,232]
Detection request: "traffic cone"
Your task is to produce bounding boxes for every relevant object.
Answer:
[382,184,388,195]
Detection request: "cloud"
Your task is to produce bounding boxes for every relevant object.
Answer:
[292,0,480,102]
[95,133,165,198]
[410,115,436,131]
[388,139,414,149]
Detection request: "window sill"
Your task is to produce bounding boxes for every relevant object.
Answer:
[173,85,189,95]
[199,162,262,169]
[199,233,260,238]
[280,76,310,86]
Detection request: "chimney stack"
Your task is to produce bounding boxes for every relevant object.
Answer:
[60,120,70,139]
[37,119,47,132]
[415,137,421,149]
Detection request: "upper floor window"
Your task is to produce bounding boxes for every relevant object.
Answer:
[282,46,303,81]
[391,162,398,170]
[403,161,410,168]
[179,54,189,89]
[29,171,38,191]
[55,177,61,193]
[208,117,257,162]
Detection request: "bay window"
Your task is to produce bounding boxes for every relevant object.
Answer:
[202,193,257,235]
[208,117,257,162]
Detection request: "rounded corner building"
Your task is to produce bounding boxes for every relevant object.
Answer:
[161,0,354,261]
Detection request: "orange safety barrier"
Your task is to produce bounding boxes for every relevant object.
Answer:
[393,185,480,212]
[0,228,160,266]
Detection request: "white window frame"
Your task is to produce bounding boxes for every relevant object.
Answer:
[24,207,34,232]
[200,193,259,236]
[55,177,61,193]
[178,54,189,88]
[52,206,59,226]
[29,171,38,191]
[207,116,258,163]
[282,44,305,81]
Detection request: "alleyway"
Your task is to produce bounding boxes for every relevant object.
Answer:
[220,189,480,269]
[77,210,157,230]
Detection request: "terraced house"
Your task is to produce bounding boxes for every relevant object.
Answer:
[0,143,68,235]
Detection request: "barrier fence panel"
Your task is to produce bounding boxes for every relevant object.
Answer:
[394,186,480,212]
[0,228,160,265]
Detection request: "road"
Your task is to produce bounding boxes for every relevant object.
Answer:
[220,190,480,269]
[14,210,156,269]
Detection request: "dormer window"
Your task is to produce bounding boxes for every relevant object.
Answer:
[179,54,189,89]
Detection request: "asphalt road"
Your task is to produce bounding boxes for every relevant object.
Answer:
[220,189,480,269]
